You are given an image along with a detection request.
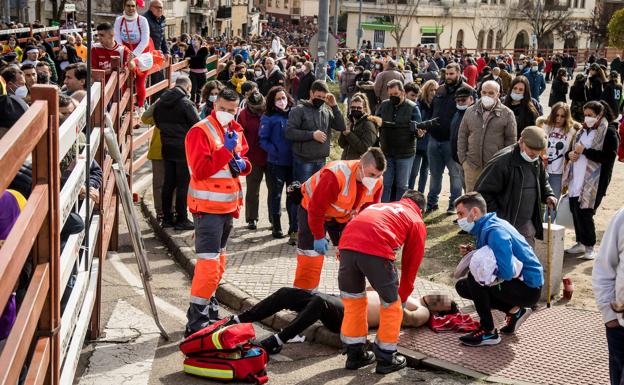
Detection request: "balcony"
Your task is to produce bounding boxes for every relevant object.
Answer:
[291,7,300,14]
[216,6,232,18]
[189,0,215,13]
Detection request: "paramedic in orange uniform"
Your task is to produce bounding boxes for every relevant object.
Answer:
[338,190,427,374]
[293,148,386,291]
[184,88,251,336]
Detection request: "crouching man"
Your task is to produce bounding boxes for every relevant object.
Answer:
[454,192,544,346]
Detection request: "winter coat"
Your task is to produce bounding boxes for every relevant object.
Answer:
[457,100,517,169]
[416,100,433,153]
[259,109,293,166]
[357,81,378,113]
[475,144,554,241]
[285,100,345,161]
[431,80,473,142]
[260,68,286,96]
[339,70,358,97]
[143,9,167,53]
[548,77,569,107]
[505,98,541,139]
[238,107,267,167]
[586,75,604,102]
[373,70,404,101]
[338,114,380,160]
[297,71,315,101]
[450,109,466,164]
[153,86,200,161]
[601,80,623,116]
[525,71,546,98]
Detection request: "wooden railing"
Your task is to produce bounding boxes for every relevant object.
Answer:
[0,26,67,52]
[0,50,233,385]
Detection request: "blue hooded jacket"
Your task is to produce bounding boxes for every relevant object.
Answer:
[259,110,293,166]
[470,212,544,288]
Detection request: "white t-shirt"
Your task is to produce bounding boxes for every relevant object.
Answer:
[114,14,150,57]
[569,129,596,198]
[546,127,567,175]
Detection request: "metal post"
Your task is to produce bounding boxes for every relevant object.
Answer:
[4,0,10,23]
[333,0,339,35]
[85,0,92,278]
[316,0,329,80]
[356,0,362,50]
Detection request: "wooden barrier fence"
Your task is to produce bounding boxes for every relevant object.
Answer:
[0,49,230,385]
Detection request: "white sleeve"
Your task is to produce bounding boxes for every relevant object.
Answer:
[132,16,151,57]
[114,16,123,46]
[592,208,624,324]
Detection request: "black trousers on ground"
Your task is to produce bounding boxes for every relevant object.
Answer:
[455,273,541,331]
[569,196,597,247]
[162,159,190,221]
[238,287,344,342]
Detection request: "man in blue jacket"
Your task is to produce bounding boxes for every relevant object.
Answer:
[525,61,546,99]
[453,192,544,346]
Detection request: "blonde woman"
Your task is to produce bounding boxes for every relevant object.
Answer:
[409,79,438,192]
[338,93,381,160]
[542,102,579,220]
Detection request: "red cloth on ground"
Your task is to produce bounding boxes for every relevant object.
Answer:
[428,313,480,333]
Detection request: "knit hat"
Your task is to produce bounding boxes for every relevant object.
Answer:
[455,86,473,100]
[521,126,548,150]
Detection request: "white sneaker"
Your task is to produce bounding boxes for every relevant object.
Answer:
[579,247,596,260]
[565,243,585,254]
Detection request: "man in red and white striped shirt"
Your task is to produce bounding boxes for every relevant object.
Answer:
[91,22,134,80]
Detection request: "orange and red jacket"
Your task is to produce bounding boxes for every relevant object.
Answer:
[301,160,382,239]
[338,198,426,303]
[185,111,251,218]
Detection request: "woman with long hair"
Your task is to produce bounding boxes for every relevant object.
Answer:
[114,0,151,112]
[562,101,619,260]
[338,93,380,160]
[217,59,235,83]
[410,79,438,192]
[585,63,607,102]
[2,35,23,61]
[259,86,296,242]
[503,76,540,139]
[185,35,209,105]
[199,80,223,119]
[548,68,569,107]
[542,102,578,220]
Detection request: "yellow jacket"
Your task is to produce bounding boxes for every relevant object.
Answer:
[141,103,163,160]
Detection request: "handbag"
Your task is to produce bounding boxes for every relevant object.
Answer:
[554,193,574,229]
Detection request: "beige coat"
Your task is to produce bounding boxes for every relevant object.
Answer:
[373,69,405,101]
[457,100,517,169]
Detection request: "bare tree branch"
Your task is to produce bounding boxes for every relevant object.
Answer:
[385,0,421,53]
[519,0,572,48]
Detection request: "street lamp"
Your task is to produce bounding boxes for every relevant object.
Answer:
[356,0,362,50]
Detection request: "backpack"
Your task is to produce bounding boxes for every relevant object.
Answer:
[180,318,269,384]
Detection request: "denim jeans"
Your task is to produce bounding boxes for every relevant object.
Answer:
[426,137,463,210]
[292,157,325,231]
[267,163,297,233]
[382,155,415,202]
[544,173,562,222]
[408,151,429,193]
[606,325,624,385]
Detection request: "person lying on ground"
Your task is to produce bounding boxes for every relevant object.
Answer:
[224,287,456,355]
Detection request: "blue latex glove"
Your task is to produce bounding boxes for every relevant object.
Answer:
[235,158,246,171]
[313,238,329,255]
[223,130,238,151]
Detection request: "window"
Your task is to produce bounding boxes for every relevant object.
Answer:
[421,32,437,44]
[499,0,505,4]
[481,0,487,3]
[580,0,585,7]
[573,0,578,7]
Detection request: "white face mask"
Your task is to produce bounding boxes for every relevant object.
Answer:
[480,96,495,108]
[361,176,378,191]
[584,116,598,127]
[492,75,499,80]
[208,94,217,102]
[14,85,28,98]
[216,110,235,127]
[457,217,474,233]
[510,92,524,101]
[275,99,288,110]
[531,66,538,72]
[521,150,539,163]
[456,103,468,111]
[255,70,263,77]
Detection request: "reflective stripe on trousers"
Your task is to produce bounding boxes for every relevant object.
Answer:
[374,299,403,352]
[293,251,324,291]
[340,293,368,345]
[190,250,227,304]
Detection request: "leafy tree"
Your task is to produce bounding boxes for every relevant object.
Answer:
[608,8,624,50]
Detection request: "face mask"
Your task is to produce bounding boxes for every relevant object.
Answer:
[510,92,524,101]
[456,103,468,111]
[255,70,263,77]
[457,217,475,233]
[531,66,538,72]
[584,116,597,127]
[481,96,495,108]
[14,85,28,98]
[208,94,217,102]
[237,73,244,79]
[347,66,354,72]
[275,99,288,110]
[518,64,525,70]
[349,110,364,120]
[216,110,235,127]
[492,75,499,80]
[375,64,382,70]
[390,95,401,106]
[312,98,325,108]
[361,176,378,191]
[521,151,539,163]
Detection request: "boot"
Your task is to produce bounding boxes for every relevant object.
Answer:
[375,353,407,374]
[272,215,285,239]
[344,344,376,370]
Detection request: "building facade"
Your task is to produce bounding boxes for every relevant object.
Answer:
[343,0,596,52]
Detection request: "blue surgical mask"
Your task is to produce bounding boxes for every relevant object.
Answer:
[457,217,475,233]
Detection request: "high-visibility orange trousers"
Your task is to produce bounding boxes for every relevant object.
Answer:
[293,252,325,290]
[340,295,369,345]
[375,299,403,351]
[191,251,226,304]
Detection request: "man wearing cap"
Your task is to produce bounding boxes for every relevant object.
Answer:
[475,126,557,248]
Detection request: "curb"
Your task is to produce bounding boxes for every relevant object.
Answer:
[139,194,342,349]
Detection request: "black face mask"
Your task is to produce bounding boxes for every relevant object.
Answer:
[390,95,402,106]
[349,110,364,120]
[237,73,244,79]
[312,98,325,109]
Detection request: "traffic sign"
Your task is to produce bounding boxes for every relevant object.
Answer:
[64,3,76,12]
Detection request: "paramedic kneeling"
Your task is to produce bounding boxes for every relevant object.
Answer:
[454,192,544,347]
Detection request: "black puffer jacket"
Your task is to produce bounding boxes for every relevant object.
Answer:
[154,86,200,161]
[475,144,554,241]
[431,79,473,141]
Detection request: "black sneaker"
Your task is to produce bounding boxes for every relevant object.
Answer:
[175,218,195,231]
[247,220,257,230]
[161,217,176,228]
[459,328,501,346]
[500,308,532,335]
[344,344,376,370]
[424,205,439,214]
[287,231,297,245]
[184,327,197,338]
[375,353,407,374]
[260,335,283,355]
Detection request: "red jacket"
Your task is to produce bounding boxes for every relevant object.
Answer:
[476,57,486,74]
[338,198,426,302]
[463,65,478,87]
[237,107,267,167]
[307,170,381,239]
